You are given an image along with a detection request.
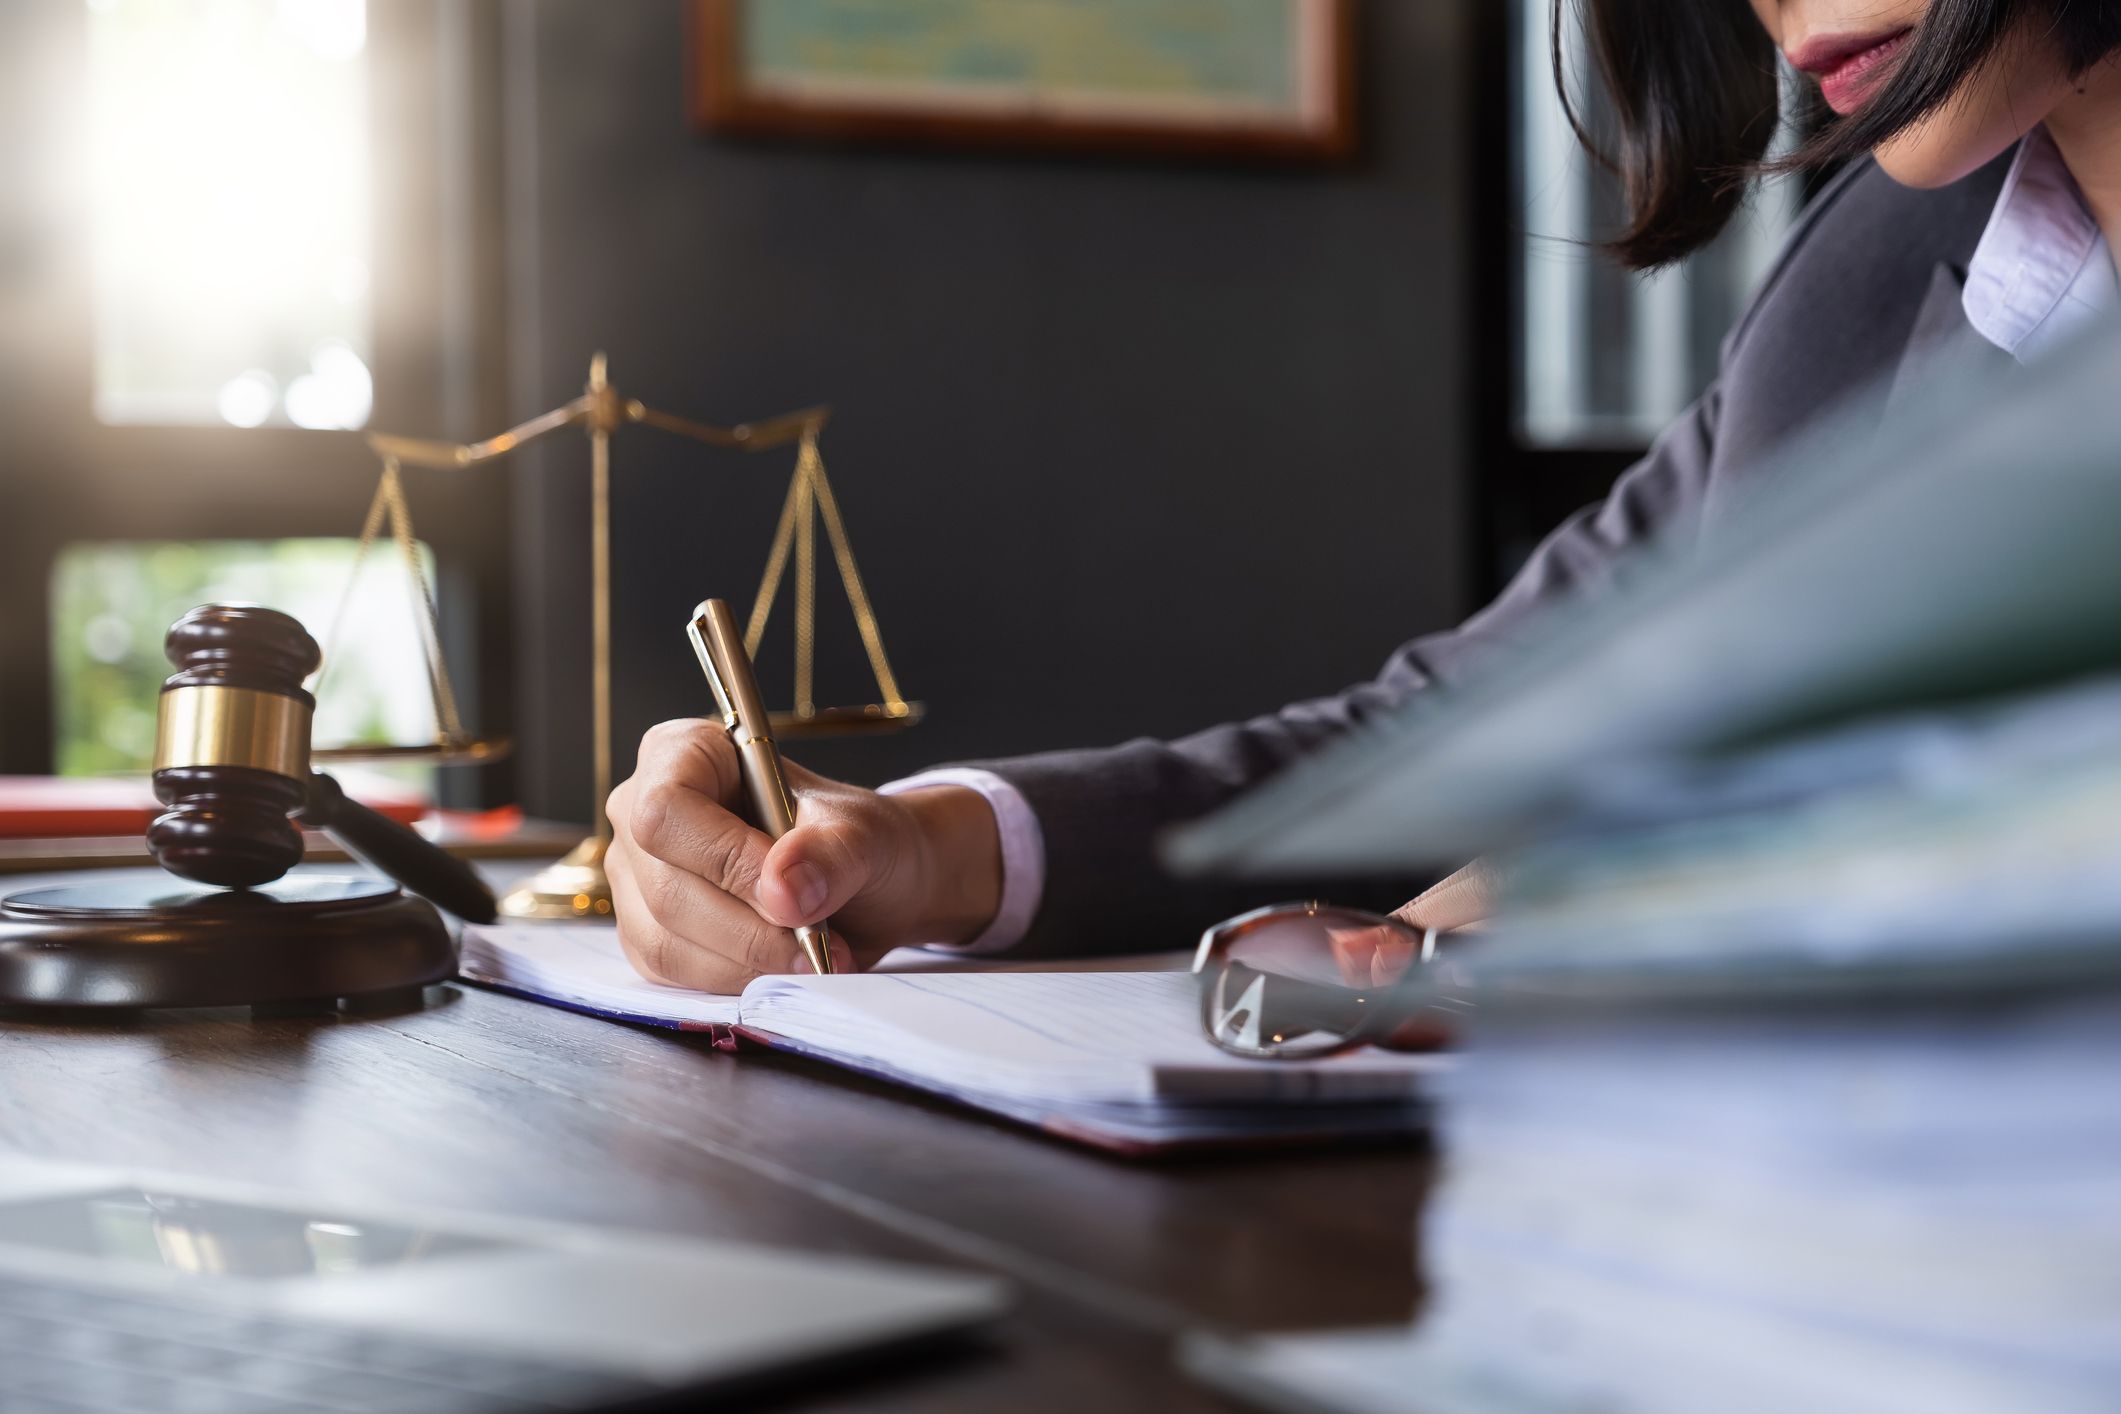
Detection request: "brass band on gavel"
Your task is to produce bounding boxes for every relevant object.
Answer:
[152,685,313,781]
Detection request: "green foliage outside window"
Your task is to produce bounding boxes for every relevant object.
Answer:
[52,539,439,789]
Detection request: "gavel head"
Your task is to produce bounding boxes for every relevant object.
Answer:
[147,604,320,888]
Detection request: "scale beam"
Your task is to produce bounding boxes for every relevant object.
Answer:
[366,396,595,469]
[628,402,828,451]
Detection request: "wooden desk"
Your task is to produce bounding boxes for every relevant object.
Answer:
[0,876,1432,1412]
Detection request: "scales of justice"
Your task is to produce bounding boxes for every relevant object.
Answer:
[323,352,921,922]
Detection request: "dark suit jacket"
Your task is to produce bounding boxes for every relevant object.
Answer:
[974,152,2020,956]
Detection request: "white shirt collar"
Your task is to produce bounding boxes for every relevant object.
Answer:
[1962,125,2117,364]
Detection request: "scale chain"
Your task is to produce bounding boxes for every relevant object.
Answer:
[314,458,466,750]
[739,427,905,717]
[383,460,468,745]
[806,439,907,710]
[745,449,806,663]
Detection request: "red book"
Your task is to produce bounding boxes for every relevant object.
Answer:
[0,776,429,839]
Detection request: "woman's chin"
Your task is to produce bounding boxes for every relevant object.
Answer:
[1867,54,2076,191]
[1871,119,2028,190]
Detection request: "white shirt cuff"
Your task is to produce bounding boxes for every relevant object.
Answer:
[877,767,1044,954]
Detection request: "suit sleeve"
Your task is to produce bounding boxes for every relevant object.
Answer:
[964,382,1724,956]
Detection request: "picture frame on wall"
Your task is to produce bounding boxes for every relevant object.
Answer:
[690,0,1356,163]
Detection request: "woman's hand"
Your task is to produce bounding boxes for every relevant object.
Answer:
[604,720,1004,992]
[1323,859,1498,991]
[1390,858,1499,935]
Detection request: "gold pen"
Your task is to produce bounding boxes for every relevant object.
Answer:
[687,599,836,975]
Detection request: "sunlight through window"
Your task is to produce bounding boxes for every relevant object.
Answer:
[86,0,372,428]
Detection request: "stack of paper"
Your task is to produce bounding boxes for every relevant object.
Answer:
[459,925,1443,1153]
[1163,309,2121,1412]
[1178,678,2121,1410]
[1189,981,2121,1413]
[1474,674,2121,999]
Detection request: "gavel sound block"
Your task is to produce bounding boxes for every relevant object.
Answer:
[0,605,495,1011]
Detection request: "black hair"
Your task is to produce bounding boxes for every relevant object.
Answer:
[1564,0,2121,269]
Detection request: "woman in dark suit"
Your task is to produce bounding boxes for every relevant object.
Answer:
[603,0,2121,989]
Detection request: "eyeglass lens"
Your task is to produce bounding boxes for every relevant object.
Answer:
[1201,907,1439,1059]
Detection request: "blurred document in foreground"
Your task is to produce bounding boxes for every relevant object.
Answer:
[1183,323,2121,1410]
[1172,322,2121,874]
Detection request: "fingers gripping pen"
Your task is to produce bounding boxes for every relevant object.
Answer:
[686,599,836,975]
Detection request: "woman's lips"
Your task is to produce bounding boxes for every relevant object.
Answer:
[1790,27,1914,115]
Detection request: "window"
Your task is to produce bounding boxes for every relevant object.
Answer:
[86,0,373,428]
[2,0,505,800]
[1515,0,1800,448]
[52,539,438,790]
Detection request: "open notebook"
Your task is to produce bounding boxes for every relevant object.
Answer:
[459,924,1443,1154]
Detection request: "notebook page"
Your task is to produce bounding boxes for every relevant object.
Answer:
[459,923,741,1028]
[457,923,1194,1031]
[737,972,1445,1106]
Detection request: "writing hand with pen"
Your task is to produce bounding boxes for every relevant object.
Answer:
[603,602,1005,994]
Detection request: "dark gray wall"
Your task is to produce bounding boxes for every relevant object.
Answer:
[506,0,1474,819]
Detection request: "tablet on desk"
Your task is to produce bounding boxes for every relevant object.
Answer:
[0,1154,1008,1410]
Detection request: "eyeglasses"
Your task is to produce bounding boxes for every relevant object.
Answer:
[1191,901,1472,1060]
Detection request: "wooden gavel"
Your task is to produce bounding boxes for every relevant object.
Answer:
[147,604,497,923]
